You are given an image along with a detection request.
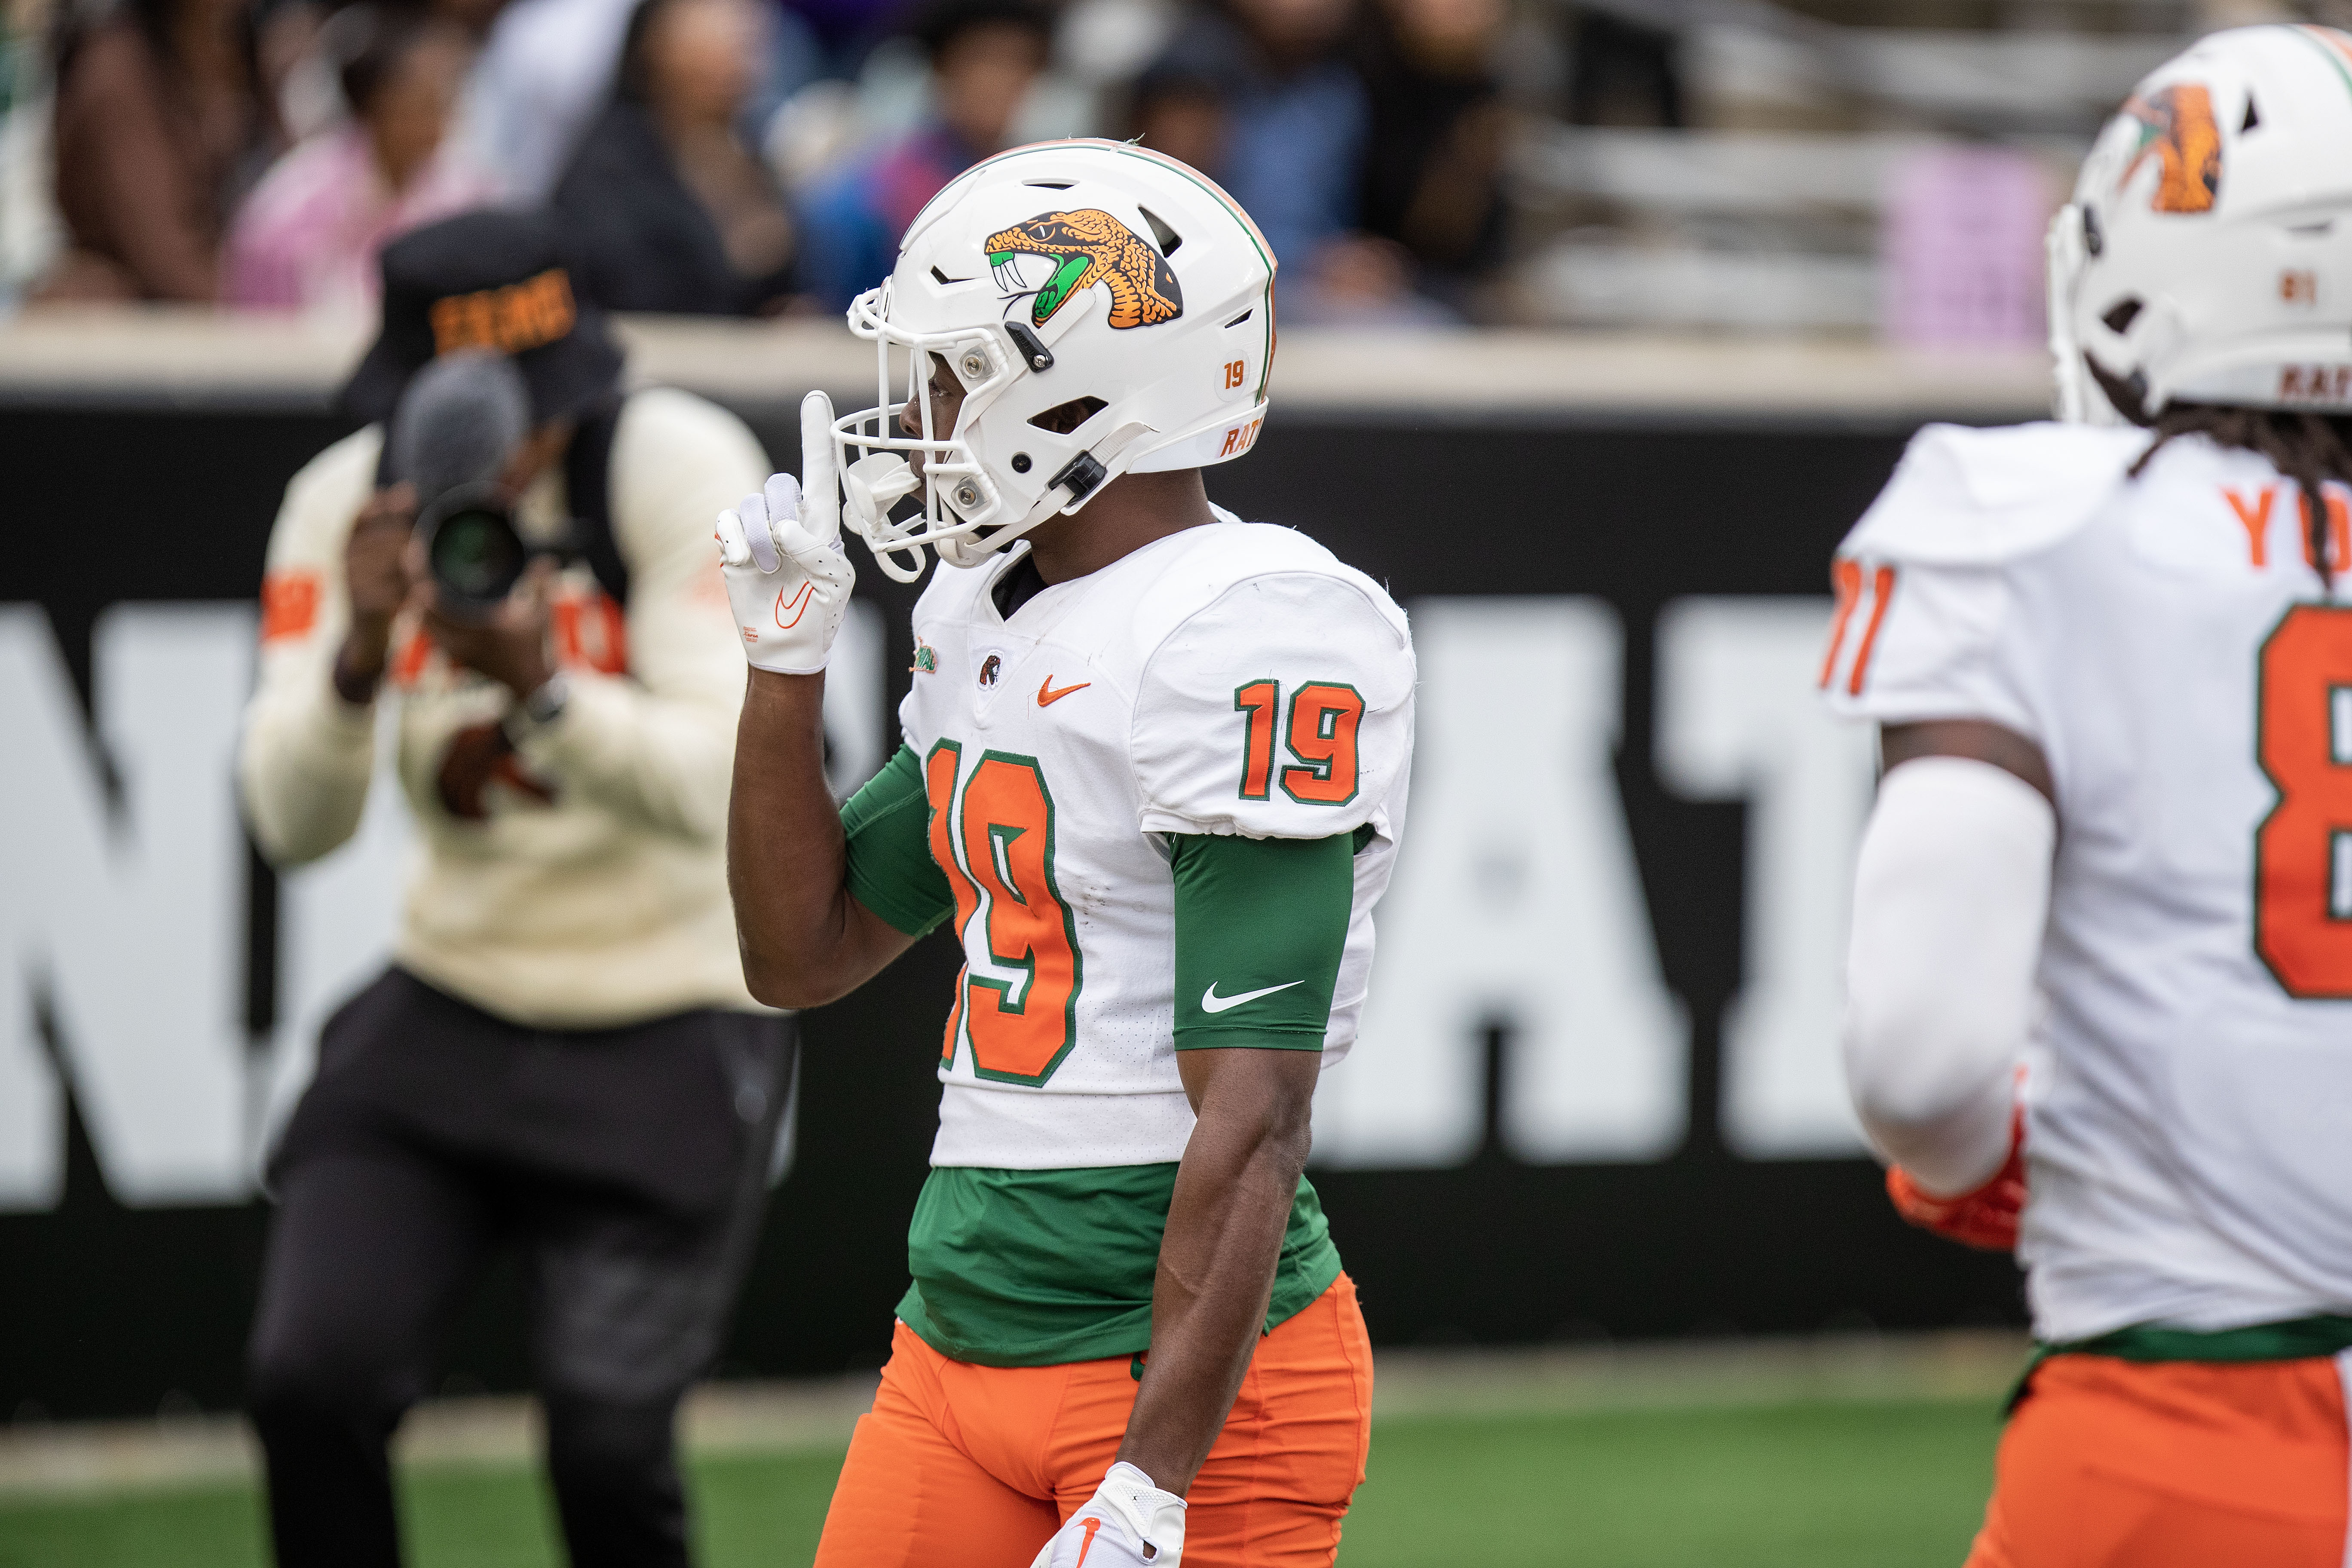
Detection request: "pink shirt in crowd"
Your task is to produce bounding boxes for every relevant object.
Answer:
[224,127,502,316]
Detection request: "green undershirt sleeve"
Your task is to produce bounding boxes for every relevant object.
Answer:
[1169,831,1356,1050]
[842,744,955,937]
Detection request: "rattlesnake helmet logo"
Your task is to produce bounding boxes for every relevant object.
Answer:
[2118,83,2222,214]
[986,210,1185,331]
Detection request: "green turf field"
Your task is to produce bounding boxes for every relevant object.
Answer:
[0,1396,1999,1568]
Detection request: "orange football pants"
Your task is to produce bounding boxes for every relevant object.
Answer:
[811,1273,1372,1568]
[1966,1353,2352,1568]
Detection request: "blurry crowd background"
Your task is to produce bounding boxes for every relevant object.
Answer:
[0,0,2340,337]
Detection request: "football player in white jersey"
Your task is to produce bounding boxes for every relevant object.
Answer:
[717,141,1413,1568]
[1827,26,2352,1568]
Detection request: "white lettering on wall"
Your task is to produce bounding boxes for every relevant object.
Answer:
[1655,597,1875,1157]
[0,612,65,1208]
[1315,597,1689,1168]
[0,594,1873,1204]
[0,597,898,1211]
[254,723,410,1179]
[0,605,254,1208]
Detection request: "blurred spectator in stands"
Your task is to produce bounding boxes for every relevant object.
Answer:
[1124,34,1240,181]
[224,8,496,317]
[40,0,284,301]
[796,0,1044,310]
[466,0,637,200]
[468,0,819,209]
[782,0,905,79]
[432,0,508,43]
[1355,0,1505,313]
[553,0,796,314]
[737,1,820,150]
[263,0,498,145]
[1565,8,1679,128]
[1143,0,1360,279]
[259,0,339,141]
[1137,0,1454,325]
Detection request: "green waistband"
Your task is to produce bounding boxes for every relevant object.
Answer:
[2042,1316,2352,1365]
[2009,1315,2352,1413]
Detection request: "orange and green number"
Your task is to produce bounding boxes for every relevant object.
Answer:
[928,745,1084,1082]
[1234,679,1364,805]
[1234,680,1278,799]
[2255,605,2352,998]
[1282,683,1366,805]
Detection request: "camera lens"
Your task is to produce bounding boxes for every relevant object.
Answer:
[418,482,527,619]
[431,508,525,601]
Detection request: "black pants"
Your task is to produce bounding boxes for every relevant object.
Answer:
[246,968,792,1568]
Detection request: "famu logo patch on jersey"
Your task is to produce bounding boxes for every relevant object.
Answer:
[2119,83,2221,213]
[987,210,1183,331]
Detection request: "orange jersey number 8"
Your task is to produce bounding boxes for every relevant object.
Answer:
[926,742,1084,1083]
[2255,604,2352,998]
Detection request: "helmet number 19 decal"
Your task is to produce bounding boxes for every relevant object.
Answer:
[2254,604,2352,998]
[1233,680,1366,805]
[926,741,1084,1083]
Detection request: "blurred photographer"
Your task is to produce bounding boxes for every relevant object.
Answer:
[237,209,783,1568]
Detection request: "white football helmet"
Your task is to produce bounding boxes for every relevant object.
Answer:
[2051,24,2352,424]
[829,139,1277,582]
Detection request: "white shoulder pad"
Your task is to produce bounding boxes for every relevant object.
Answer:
[1120,518,1366,656]
[1840,422,2149,567]
[1130,529,1414,841]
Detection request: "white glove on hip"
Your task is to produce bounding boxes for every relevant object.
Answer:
[716,390,854,675]
[1031,1463,1185,1568]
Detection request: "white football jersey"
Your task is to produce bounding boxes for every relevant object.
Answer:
[1827,421,2352,1343]
[899,511,1416,1171]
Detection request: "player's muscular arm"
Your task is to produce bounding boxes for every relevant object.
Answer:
[1121,1047,1320,1493]
[1111,829,1354,1494]
[727,670,914,1008]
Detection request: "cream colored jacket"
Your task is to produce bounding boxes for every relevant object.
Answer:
[238,386,765,1027]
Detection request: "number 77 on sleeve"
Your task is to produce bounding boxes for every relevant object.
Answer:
[1819,558,1899,696]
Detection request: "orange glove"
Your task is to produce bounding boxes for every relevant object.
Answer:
[1886,1111,2026,1252]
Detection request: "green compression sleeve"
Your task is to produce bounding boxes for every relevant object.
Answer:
[1169,831,1356,1050]
[842,744,954,937]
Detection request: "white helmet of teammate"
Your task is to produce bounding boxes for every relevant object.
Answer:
[829,139,1277,582]
[2051,24,2352,425]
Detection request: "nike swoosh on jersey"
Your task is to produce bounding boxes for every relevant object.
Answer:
[1200,979,1305,1014]
[1038,676,1091,706]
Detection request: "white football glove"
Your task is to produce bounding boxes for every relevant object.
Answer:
[1031,1464,1185,1568]
[716,390,854,675]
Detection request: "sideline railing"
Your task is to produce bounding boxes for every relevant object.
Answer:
[0,307,2052,423]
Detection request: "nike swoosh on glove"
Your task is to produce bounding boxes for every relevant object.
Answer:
[1032,1463,1185,1568]
[1887,1109,2026,1252]
[716,390,854,675]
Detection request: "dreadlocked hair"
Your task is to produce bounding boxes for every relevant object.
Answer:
[2130,403,2352,591]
